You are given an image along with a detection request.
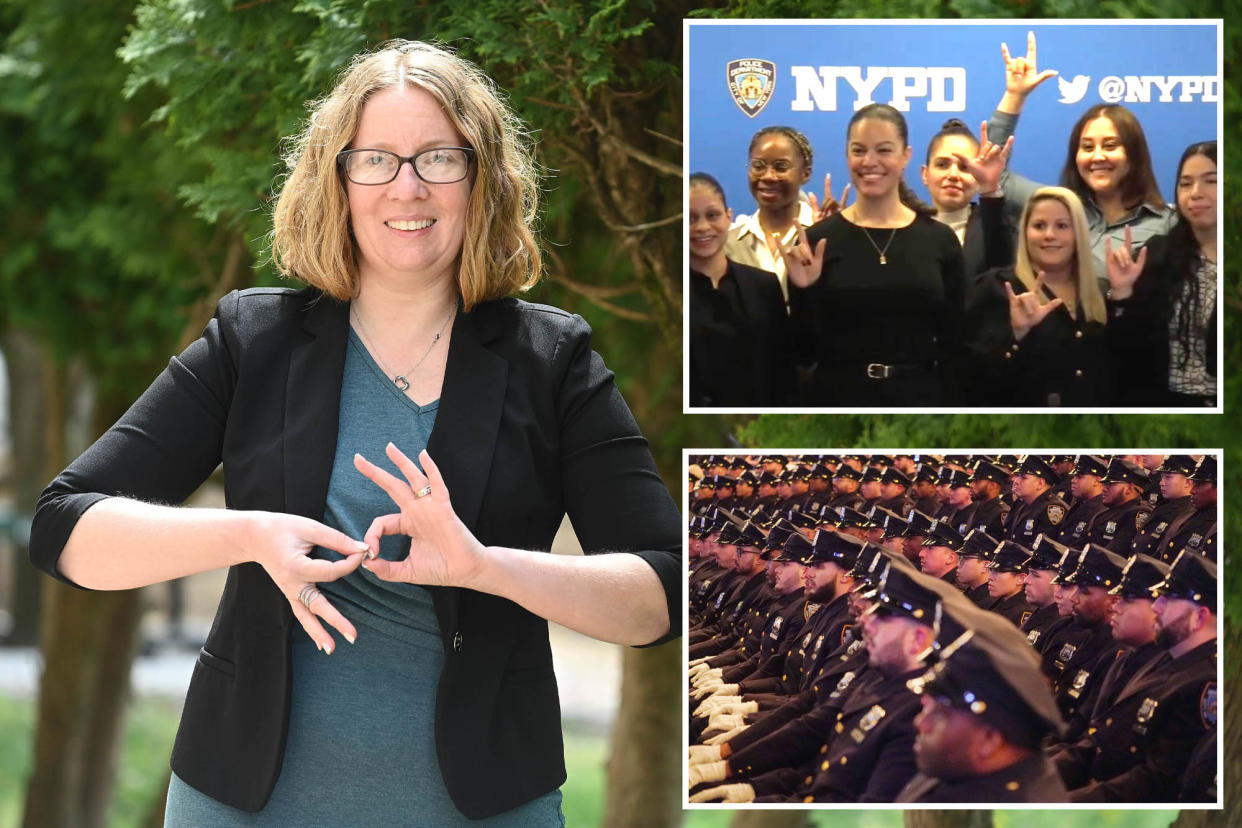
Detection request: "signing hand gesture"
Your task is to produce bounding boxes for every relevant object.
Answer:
[953,121,1014,196]
[806,173,851,222]
[353,444,487,588]
[1104,226,1148,300]
[1006,271,1064,342]
[247,512,369,653]
[1001,31,1058,100]
[777,223,826,289]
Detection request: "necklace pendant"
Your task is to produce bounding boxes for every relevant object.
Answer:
[394,375,411,392]
[879,254,887,265]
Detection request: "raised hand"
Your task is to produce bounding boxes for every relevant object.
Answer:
[1104,225,1148,300]
[353,444,487,588]
[1006,271,1064,342]
[806,172,852,222]
[777,223,826,288]
[1001,30,1058,100]
[952,121,1015,196]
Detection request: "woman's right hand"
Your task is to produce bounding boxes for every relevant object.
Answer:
[243,512,369,653]
[1005,271,1063,342]
[1000,31,1058,111]
[778,223,826,289]
[1104,225,1148,300]
[953,121,1014,196]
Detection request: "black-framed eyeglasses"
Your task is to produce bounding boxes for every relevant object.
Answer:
[336,146,475,185]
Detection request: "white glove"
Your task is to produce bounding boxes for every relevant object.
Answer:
[688,783,755,803]
[694,694,741,718]
[689,656,710,667]
[704,724,748,745]
[692,668,723,688]
[690,683,723,701]
[712,700,758,717]
[688,662,710,679]
[688,760,728,788]
[688,744,723,764]
[708,711,750,732]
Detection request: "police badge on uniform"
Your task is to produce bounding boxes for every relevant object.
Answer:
[1135,696,1159,734]
[852,704,887,743]
[1025,519,1035,533]
[727,59,776,117]
[1201,683,1217,729]
[1057,642,1077,663]
[1104,520,1118,536]
[829,670,857,700]
[1027,629,1042,646]
[1189,533,1204,549]
[1136,510,1151,528]
[1152,521,1168,537]
[768,615,783,640]
[1068,669,1090,699]
[1047,504,1066,525]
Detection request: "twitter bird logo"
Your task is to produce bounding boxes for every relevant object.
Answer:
[1058,75,1091,104]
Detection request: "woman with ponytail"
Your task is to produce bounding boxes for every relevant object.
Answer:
[781,104,967,406]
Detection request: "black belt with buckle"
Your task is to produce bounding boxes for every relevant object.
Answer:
[864,361,937,380]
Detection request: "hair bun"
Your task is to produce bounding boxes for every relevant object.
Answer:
[940,118,968,130]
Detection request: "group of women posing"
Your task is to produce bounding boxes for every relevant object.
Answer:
[689,33,1217,408]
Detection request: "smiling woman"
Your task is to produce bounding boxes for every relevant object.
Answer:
[30,39,680,826]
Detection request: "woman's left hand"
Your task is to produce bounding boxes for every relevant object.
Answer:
[953,121,1014,196]
[353,444,487,587]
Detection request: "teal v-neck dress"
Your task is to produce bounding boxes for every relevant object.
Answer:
[165,328,564,826]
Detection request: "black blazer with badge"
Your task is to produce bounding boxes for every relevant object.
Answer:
[31,287,681,818]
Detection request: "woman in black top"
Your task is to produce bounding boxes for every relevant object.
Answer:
[970,186,1113,406]
[1106,141,1217,407]
[781,104,966,407]
[689,172,794,406]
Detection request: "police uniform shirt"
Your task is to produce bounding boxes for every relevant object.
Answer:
[1021,602,1062,650]
[989,591,1036,629]
[1161,504,1217,562]
[1130,495,1195,558]
[1046,617,1114,683]
[1006,489,1070,546]
[878,493,913,515]
[745,593,852,697]
[1059,493,1108,547]
[897,752,1069,802]
[798,667,925,803]
[969,494,1010,537]
[1053,641,1163,746]
[722,592,811,684]
[828,491,866,512]
[1087,498,1153,553]
[1064,639,1216,803]
[948,502,978,537]
[964,582,994,609]
[914,494,941,517]
[1178,731,1217,803]
[1053,640,1127,722]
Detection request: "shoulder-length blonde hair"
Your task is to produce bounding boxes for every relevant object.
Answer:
[1013,186,1106,326]
[271,40,541,309]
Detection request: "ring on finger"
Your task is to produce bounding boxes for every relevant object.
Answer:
[415,484,433,499]
[298,584,320,609]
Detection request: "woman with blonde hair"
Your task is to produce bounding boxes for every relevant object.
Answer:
[970,186,1112,406]
[30,40,679,824]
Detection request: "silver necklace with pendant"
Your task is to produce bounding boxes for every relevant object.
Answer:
[861,226,898,264]
[351,302,456,392]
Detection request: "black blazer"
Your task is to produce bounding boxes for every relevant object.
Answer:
[30,287,681,818]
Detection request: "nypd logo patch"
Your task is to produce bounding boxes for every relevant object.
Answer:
[727,59,776,118]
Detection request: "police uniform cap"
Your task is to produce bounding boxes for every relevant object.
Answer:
[757,470,780,487]
[809,463,834,480]
[1049,455,1074,465]
[881,467,912,487]
[1028,533,1070,572]
[761,454,788,464]
[789,510,819,530]
[1061,544,1126,590]
[762,519,798,550]
[727,457,750,470]
[736,521,766,548]
[901,509,936,537]
[811,529,865,569]
[1048,543,1081,585]
[1150,549,1216,612]
[945,468,972,490]
[835,507,874,529]
[861,466,884,483]
[1071,455,1109,478]
[959,529,1000,561]
[943,454,971,466]
[833,465,863,482]
[912,626,1064,747]
[913,463,939,484]
[922,518,966,550]
[849,543,891,586]
[774,532,813,563]
[996,455,1021,471]
[1154,454,1197,476]
[869,504,901,528]
[1109,554,1171,599]
[1189,456,1217,484]
[712,474,735,490]
[697,476,717,490]
[735,469,759,487]
[969,461,1011,486]
[863,562,942,623]
[987,540,1034,573]
[880,509,911,538]
[1015,455,1060,485]
[1102,458,1148,487]
[716,523,743,545]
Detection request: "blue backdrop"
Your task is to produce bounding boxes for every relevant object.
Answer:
[687,22,1219,214]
